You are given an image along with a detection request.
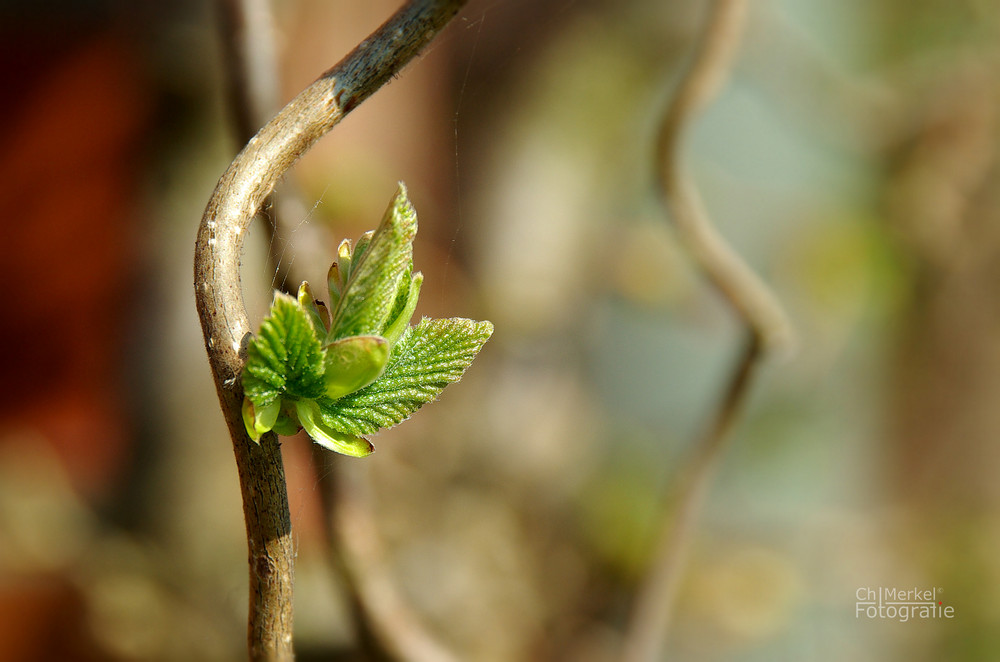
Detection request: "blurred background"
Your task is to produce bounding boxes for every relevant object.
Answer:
[1,0,999,660]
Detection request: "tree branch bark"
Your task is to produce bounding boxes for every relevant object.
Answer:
[194,2,470,659]
[622,1,793,660]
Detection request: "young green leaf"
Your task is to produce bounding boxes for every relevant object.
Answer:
[242,397,281,442]
[323,335,389,399]
[382,270,422,348]
[297,281,329,337]
[349,230,375,278]
[327,258,344,311]
[316,317,494,436]
[240,183,492,457]
[295,400,374,457]
[271,407,302,437]
[335,239,353,291]
[243,292,327,407]
[327,183,417,341]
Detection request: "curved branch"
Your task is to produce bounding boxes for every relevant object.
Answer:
[622,334,761,662]
[194,2,469,659]
[656,0,793,352]
[218,1,462,657]
[314,449,463,662]
[217,0,281,144]
[622,1,794,660]
[217,0,318,295]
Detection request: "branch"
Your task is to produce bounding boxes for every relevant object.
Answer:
[217,1,465,657]
[217,0,320,294]
[621,334,761,662]
[314,449,463,662]
[194,2,470,659]
[217,0,281,144]
[622,1,793,660]
[657,0,792,352]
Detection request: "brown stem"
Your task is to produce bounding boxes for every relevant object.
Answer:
[194,2,470,659]
[622,335,761,662]
[217,0,464,656]
[622,1,794,660]
[313,447,463,662]
[217,0,281,144]
[217,0,313,294]
[656,0,792,353]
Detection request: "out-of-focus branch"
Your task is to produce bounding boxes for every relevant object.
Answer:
[621,334,761,662]
[217,0,318,294]
[217,0,281,143]
[194,2,470,660]
[314,448,464,662]
[656,0,792,352]
[622,2,793,660]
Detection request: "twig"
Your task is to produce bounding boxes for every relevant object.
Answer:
[313,448,463,662]
[657,0,792,352]
[216,0,327,295]
[621,334,761,662]
[216,0,284,287]
[194,2,470,659]
[217,0,281,144]
[217,0,464,657]
[621,1,793,660]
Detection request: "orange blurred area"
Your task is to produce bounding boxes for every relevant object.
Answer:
[0,17,152,660]
[0,30,147,495]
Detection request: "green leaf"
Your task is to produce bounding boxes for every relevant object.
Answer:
[242,397,281,442]
[317,317,494,436]
[382,271,422,348]
[327,254,344,311]
[323,335,390,399]
[328,183,417,341]
[296,400,374,457]
[334,239,353,291]
[243,292,327,407]
[297,281,329,338]
[272,407,302,436]
[240,182,493,458]
[349,230,375,278]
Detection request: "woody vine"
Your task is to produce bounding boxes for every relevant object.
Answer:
[195,0,790,660]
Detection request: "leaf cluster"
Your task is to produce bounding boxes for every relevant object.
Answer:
[241,184,492,456]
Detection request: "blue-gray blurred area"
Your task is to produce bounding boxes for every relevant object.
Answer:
[0,0,997,660]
